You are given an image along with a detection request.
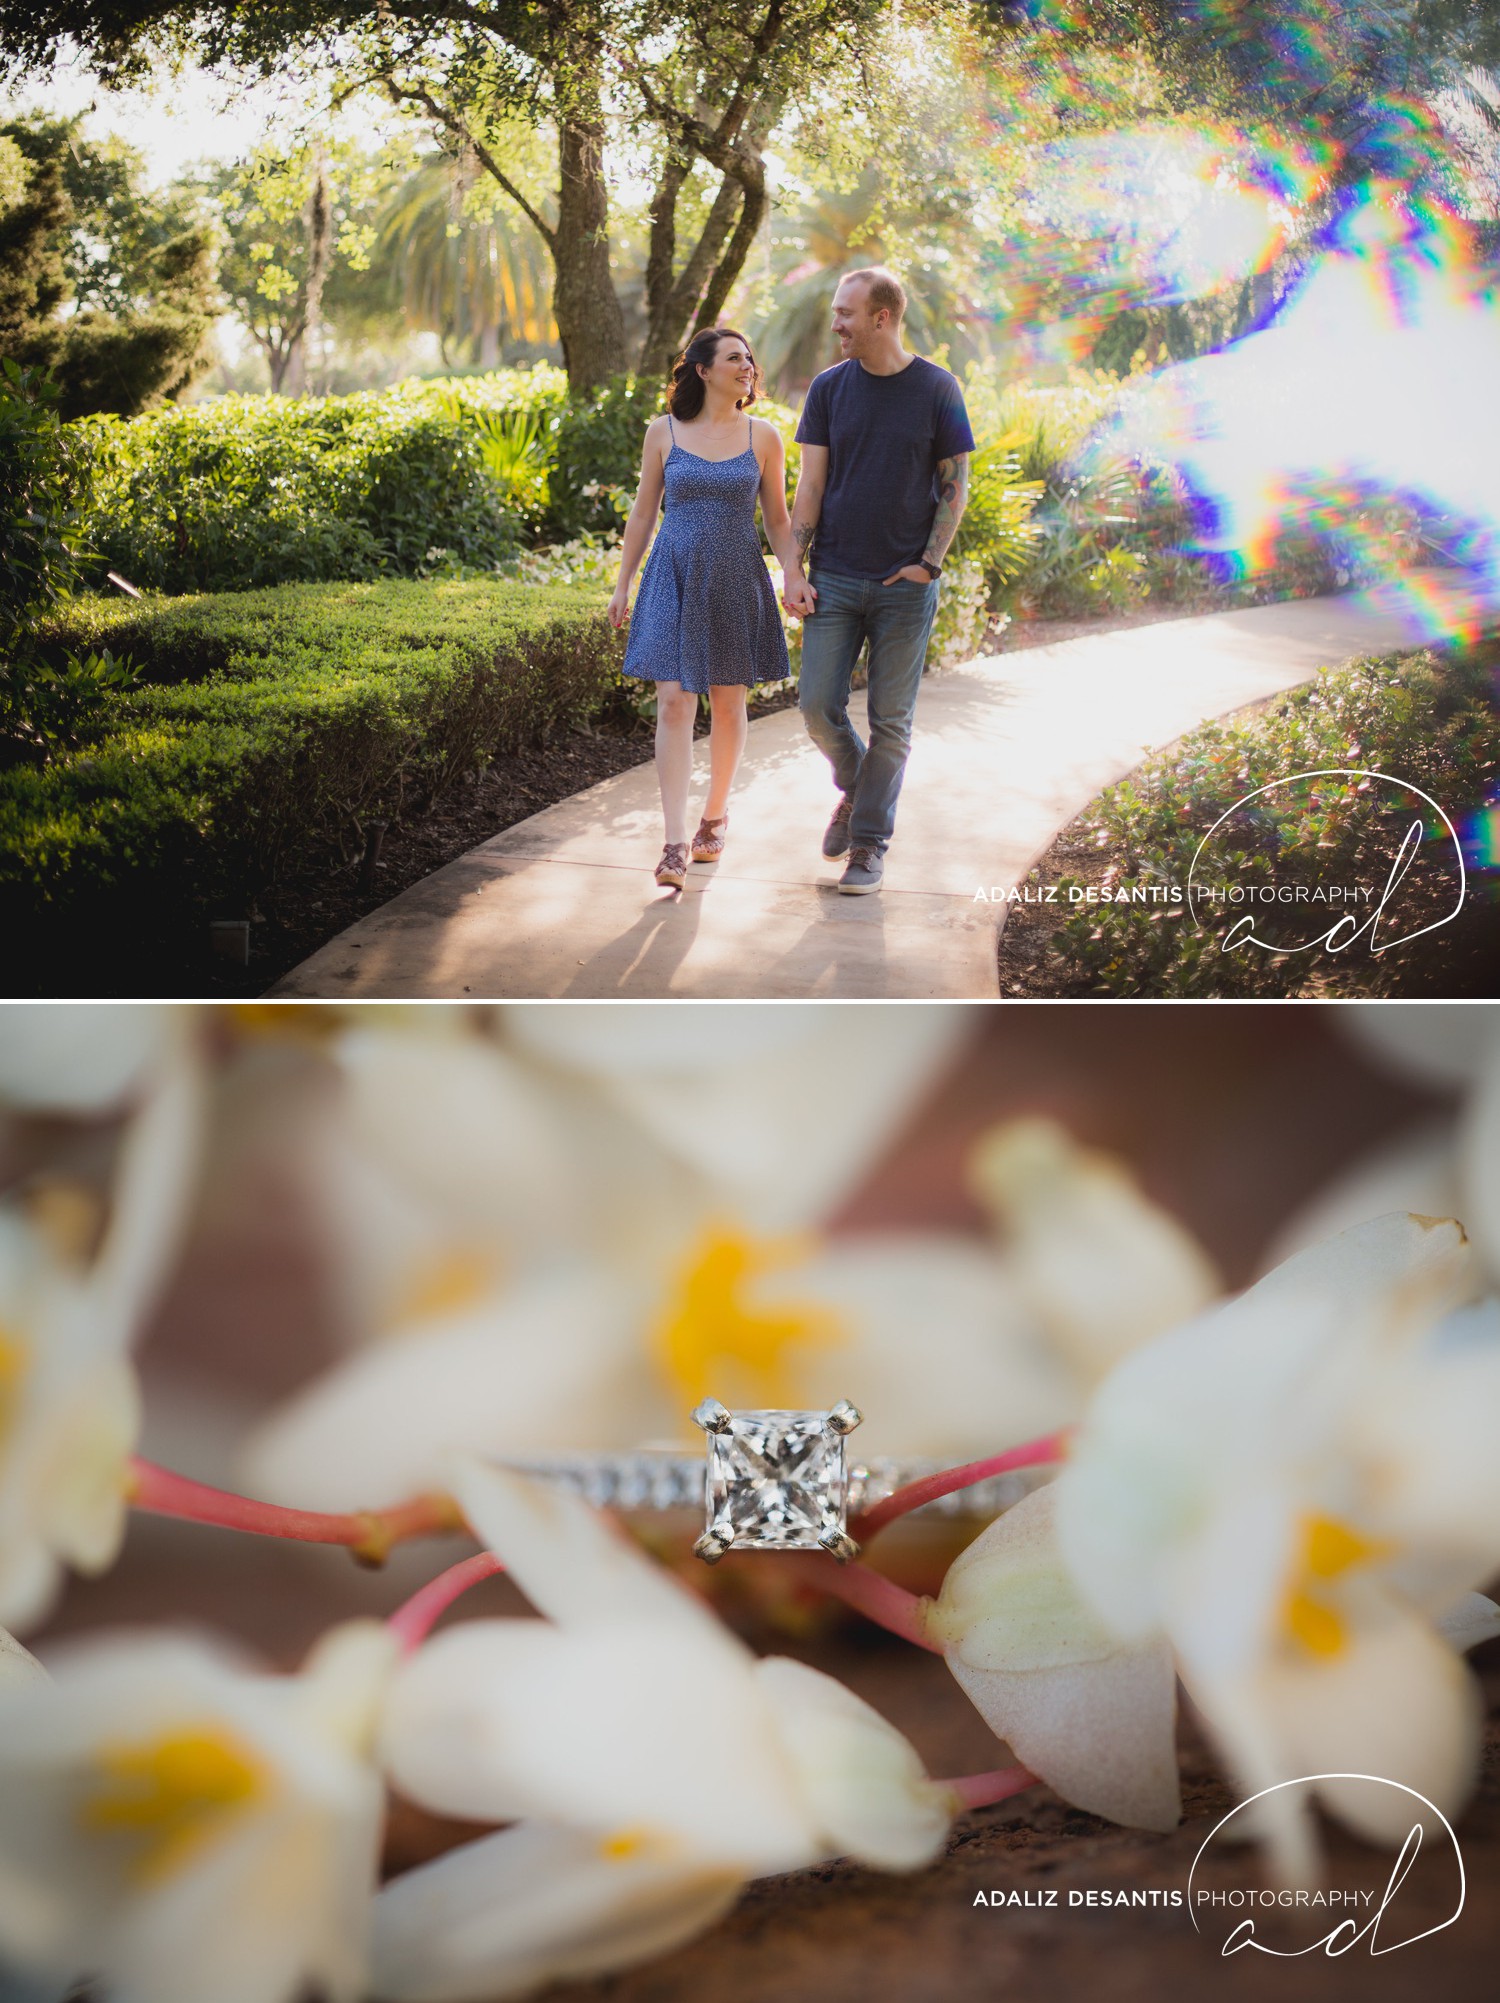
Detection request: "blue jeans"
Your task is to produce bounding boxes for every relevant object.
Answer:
[798,567,939,853]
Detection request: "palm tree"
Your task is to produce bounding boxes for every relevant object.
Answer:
[742,171,996,396]
[377,147,557,368]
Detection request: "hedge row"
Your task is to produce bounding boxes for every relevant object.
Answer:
[78,391,524,596]
[2,578,622,951]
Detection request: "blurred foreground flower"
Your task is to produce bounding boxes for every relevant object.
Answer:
[374,1459,954,2001]
[0,1009,204,1631]
[1267,1006,1498,1277]
[0,1619,396,2003]
[1046,1213,1500,1881]
[241,1116,1220,1511]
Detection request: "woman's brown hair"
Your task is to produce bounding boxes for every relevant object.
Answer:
[667,327,761,420]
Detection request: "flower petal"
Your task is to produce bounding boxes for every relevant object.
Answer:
[371,1821,742,2003]
[447,1460,738,1644]
[932,1487,1180,1832]
[239,1273,657,1511]
[500,1005,969,1231]
[969,1118,1220,1382]
[1257,1120,1462,1275]
[1201,1601,1482,1876]
[0,1007,178,1114]
[0,1627,43,1684]
[1434,1591,1500,1653]
[380,1614,810,1873]
[751,1235,1077,1459]
[755,1656,951,1870]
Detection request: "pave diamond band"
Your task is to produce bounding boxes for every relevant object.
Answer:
[492,1450,1041,1518]
[497,1401,1046,1570]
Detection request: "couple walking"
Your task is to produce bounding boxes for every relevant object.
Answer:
[606,267,973,894]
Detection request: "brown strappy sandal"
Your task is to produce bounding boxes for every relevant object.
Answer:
[690,813,729,863]
[654,841,690,889]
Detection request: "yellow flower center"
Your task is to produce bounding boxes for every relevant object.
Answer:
[0,1327,28,1454]
[385,1248,499,1334]
[78,1725,268,1888]
[652,1224,846,1412]
[231,1004,349,1045]
[1282,1512,1391,1660]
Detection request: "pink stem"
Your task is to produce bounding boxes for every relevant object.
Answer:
[389,1552,507,1654]
[852,1430,1071,1541]
[941,1764,1040,1811]
[785,1554,942,1652]
[126,1456,461,1565]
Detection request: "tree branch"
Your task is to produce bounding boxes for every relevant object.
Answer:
[382,78,557,250]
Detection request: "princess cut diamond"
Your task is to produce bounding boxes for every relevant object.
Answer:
[691,1399,862,1563]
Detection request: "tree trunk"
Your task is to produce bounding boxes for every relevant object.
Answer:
[300,146,332,398]
[551,83,627,392]
[638,168,745,382]
[693,173,767,337]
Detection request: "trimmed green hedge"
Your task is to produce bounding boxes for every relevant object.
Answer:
[78,392,523,594]
[2,578,623,958]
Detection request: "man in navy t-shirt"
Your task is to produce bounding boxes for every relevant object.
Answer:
[785,267,974,893]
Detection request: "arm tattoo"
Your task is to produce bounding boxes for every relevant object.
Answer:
[795,521,816,561]
[923,452,970,567]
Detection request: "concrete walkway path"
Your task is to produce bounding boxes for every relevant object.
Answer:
[272,591,1466,1000]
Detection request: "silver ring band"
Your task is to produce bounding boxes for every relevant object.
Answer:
[493,1450,1047,1522]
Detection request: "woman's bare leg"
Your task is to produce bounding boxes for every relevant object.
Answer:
[704,685,748,821]
[654,682,697,845]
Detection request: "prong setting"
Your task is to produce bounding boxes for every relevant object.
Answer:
[818,1527,860,1564]
[695,1401,855,1561]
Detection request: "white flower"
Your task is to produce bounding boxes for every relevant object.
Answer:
[927,1482,1181,1833]
[0,1205,146,1631]
[492,1004,972,1233]
[0,1005,183,1116]
[1052,1212,1500,1881]
[372,1459,952,2001]
[243,1112,1217,1512]
[0,1003,203,1332]
[0,1626,43,1686]
[0,1618,395,2003]
[1273,1003,1499,1278]
[0,1012,205,1632]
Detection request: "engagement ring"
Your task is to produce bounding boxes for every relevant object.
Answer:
[496,1399,1047,1567]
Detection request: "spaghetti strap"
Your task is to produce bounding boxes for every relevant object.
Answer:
[746,412,753,455]
[667,414,676,441]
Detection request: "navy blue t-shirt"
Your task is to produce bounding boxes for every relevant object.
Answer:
[795,355,976,580]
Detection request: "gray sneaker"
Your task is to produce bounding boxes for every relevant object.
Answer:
[837,846,884,894]
[821,794,854,859]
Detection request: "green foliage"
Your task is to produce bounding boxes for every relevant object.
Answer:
[462,402,553,539]
[1,578,625,968]
[0,360,92,650]
[545,374,668,539]
[1038,643,1500,997]
[78,390,520,593]
[953,448,1043,602]
[0,645,142,761]
[0,116,217,418]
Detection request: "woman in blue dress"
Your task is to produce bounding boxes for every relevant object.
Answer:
[608,327,797,888]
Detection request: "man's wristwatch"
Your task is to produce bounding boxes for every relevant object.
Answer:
[920,557,942,578]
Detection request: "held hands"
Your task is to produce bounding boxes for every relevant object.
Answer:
[607,587,630,629]
[882,563,935,587]
[781,572,818,619]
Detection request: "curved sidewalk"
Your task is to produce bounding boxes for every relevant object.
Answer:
[272,591,1465,1000]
